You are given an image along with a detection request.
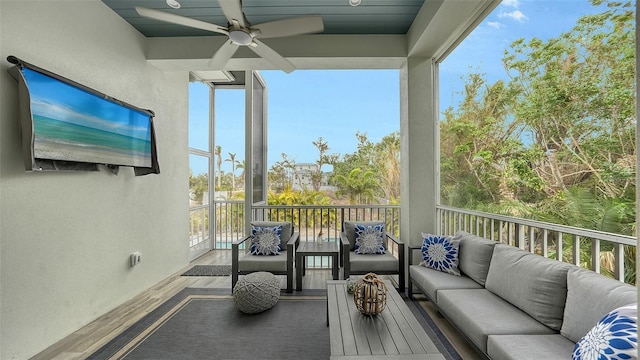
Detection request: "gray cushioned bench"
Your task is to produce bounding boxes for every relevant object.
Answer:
[408,231,637,360]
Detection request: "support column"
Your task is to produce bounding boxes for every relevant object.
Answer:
[400,57,438,251]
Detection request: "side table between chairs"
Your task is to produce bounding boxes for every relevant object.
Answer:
[296,241,340,291]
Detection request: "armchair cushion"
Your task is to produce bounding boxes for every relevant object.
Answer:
[249,225,282,255]
[348,252,399,273]
[354,223,385,254]
[419,233,461,276]
[344,221,385,251]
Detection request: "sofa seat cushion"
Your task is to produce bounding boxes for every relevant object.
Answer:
[561,266,637,343]
[409,264,482,303]
[348,251,398,273]
[437,289,556,353]
[238,250,288,273]
[487,334,574,360]
[485,244,572,331]
[456,231,497,286]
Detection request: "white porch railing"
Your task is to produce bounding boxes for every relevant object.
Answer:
[190,202,636,283]
[190,202,401,267]
[437,205,636,284]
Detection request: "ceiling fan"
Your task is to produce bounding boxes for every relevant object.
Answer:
[135,0,324,73]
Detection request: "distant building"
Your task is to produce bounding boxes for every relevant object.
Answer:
[291,163,336,191]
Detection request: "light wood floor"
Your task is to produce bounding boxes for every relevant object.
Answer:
[31,250,481,360]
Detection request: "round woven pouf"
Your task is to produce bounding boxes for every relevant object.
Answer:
[233,271,280,314]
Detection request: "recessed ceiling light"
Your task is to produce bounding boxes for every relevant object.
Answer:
[349,0,362,6]
[166,0,181,9]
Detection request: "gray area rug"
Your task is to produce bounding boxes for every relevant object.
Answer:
[181,264,232,276]
[87,288,461,360]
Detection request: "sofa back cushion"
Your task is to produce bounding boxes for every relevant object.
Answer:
[456,231,497,286]
[560,266,637,343]
[343,221,385,251]
[485,244,572,331]
[251,221,292,245]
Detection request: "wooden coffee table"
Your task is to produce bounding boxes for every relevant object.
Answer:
[326,280,445,360]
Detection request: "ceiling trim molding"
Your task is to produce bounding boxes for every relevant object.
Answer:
[406,0,501,59]
[145,34,408,71]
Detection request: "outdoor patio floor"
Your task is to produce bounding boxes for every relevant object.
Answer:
[30,250,481,360]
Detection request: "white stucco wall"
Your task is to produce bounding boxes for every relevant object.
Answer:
[0,1,190,358]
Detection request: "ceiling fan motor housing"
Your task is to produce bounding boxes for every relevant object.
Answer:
[229,29,253,45]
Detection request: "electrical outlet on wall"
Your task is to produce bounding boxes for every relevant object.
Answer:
[130,252,142,267]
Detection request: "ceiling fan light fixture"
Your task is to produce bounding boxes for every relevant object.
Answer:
[349,0,362,6]
[229,29,253,46]
[166,0,181,9]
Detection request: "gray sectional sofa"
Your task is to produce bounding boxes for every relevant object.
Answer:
[408,231,637,360]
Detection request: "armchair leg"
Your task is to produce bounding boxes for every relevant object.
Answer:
[397,272,405,294]
[286,270,293,293]
[232,272,238,291]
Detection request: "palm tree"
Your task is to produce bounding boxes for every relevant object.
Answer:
[214,145,222,190]
[334,168,379,204]
[236,159,246,189]
[225,152,237,191]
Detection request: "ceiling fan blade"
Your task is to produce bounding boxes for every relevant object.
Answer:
[135,6,228,35]
[250,39,295,73]
[208,40,240,69]
[253,16,324,39]
[218,0,247,28]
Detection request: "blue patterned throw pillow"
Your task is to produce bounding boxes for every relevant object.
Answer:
[419,233,461,276]
[250,225,282,255]
[354,223,385,254]
[573,303,637,360]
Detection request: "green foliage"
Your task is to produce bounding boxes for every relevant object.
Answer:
[330,132,400,203]
[189,172,209,204]
[440,0,636,282]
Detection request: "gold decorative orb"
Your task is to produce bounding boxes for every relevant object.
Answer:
[353,272,387,316]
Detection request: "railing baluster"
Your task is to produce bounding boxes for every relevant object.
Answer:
[614,244,624,281]
[516,223,525,249]
[554,231,562,261]
[572,235,580,266]
[592,238,601,274]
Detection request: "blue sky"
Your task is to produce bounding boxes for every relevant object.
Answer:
[190,0,613,175]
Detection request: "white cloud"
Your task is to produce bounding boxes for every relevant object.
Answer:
[498,10,528,23]
[487,21,504,29]
[501,0,520,8]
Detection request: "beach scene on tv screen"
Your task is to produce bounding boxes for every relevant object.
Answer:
[22,68,152,168]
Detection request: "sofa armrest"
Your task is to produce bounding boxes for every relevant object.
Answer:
[408,246,421,266]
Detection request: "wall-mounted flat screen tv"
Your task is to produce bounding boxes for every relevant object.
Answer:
[7,56,159,175]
